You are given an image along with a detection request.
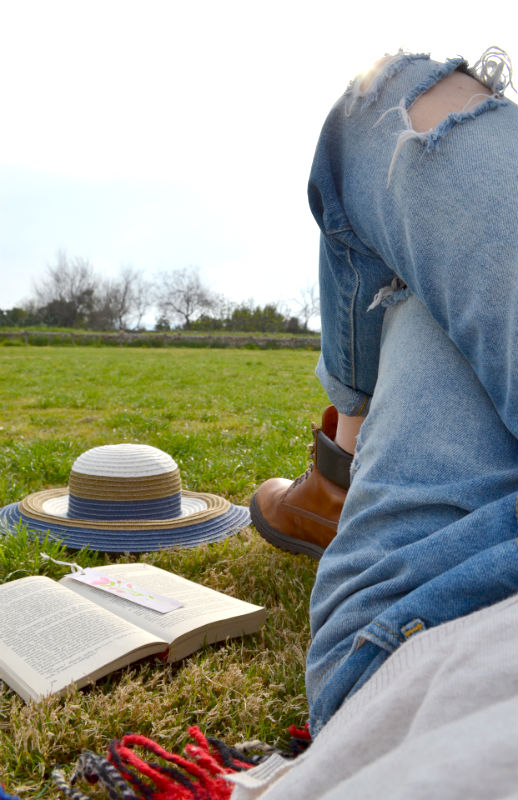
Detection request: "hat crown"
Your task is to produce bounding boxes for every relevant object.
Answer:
[68,444,182,521]
[72,444,177,477]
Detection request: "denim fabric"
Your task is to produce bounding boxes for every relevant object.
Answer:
[306,53,518,735]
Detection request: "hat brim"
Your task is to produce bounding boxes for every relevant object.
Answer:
[0,488,251,552]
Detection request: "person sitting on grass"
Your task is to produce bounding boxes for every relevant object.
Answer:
[250,47,517,737]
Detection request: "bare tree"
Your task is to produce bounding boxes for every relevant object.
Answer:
[155,266,215,329]
[293,284,320,331]
[31,254,153,330]
[210,292,236,322]
[35,251,95,306]
[131,272,153,329]
[33,251,97,326]
[108,267,134,330]
[88,266,152,330]
[98,267,134,329]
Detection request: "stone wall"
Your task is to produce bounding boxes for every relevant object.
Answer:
[0,330,321,350]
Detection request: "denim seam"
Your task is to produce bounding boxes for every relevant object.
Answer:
[345,247,359,389]
[326,224,351,235]
[358,630,396,650]
[311,626,373,697]
[356,395,369,416]
[311,647,356,699]
[327,225,383,262]
[370,620,403,645]
[311,624,397,701]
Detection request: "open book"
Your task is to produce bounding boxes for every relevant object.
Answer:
[0,562,265,702]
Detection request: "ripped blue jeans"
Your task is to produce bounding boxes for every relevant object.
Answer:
[306,52,518,735]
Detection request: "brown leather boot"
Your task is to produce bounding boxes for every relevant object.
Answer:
[250,406,352,559]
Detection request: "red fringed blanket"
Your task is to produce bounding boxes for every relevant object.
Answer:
[50,724,311,800]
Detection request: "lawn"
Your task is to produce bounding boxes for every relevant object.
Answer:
[0,346,327,797]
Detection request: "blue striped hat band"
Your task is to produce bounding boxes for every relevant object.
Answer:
[67,456,183,520]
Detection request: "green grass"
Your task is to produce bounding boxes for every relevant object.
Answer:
[0,347,327,797]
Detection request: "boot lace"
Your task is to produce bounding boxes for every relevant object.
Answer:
[291,423,317,487]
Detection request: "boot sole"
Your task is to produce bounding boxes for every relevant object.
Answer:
[250,493,324,560]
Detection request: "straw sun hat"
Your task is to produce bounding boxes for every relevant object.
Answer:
[0,444,251,552]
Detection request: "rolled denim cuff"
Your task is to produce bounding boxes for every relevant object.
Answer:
[316,355,371,416]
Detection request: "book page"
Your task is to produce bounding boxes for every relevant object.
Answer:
[0,576,167,702]
[60,563,265,657]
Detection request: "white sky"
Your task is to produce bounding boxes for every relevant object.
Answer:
[0,0,516,322]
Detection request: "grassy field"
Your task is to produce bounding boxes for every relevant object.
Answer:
[0,347,327,797]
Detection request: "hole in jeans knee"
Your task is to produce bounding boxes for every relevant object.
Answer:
[408,70,493,132]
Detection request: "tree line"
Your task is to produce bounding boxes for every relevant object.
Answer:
[1,254,320,333]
